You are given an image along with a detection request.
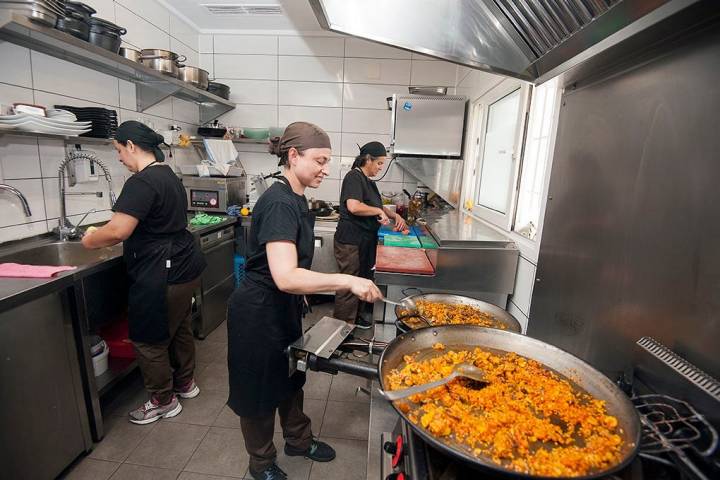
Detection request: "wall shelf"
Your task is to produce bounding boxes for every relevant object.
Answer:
[0,130,113,145]
[0,12,235,124]
[190,138,269,145]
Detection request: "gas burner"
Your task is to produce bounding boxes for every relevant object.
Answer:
[634,395,717,456]
[632,394,719,480]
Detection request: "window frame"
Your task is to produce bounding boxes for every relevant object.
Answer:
[468,80,532,230]
[460,78,563,263]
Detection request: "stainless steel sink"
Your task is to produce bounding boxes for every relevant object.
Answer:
[0,242,122,267]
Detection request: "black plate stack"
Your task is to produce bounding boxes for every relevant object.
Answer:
[54,105,117,138]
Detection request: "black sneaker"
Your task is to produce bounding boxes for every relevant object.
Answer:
[284,438,336,462]
[249,462,287,480]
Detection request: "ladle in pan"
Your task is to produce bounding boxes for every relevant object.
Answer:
[378,362,487,401]
[381,297,432,327]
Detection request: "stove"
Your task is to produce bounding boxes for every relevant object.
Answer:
[379,337,720,480]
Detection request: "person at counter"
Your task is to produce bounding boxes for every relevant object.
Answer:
[82,120,206,425]
[334,141,406,328]
[226,122,383,480]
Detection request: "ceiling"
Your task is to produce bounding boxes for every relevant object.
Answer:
[160,0,327,33]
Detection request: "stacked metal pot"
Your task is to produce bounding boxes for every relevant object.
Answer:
[53,1,126,53]
[49,1,227,98]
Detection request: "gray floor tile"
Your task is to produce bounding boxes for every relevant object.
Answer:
[195,339,228,364]
[167,389,228,426]
[213,405,242,429]
[303,371,332,401]
[126,421,209,470]
[270,431,312,480]
[196,362,230,393]
[205,321,228,344]
[184,426,249,478]
[328,373,371,404]
[108,463,179,480]
[308,437,367,480]
[179,473,240,480]
[320,400,370,441]
[105,377,148,418]
[274,397,327,434]
[63,457,120,480]
[90,416,156,462]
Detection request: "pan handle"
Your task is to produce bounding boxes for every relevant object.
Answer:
[309,356,378,380]
[394,319,410,334]
[401,287,423,297]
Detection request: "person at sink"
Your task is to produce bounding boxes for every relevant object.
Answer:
[334,141,406,329]
[226,122,383,480]
[82,120,206,425]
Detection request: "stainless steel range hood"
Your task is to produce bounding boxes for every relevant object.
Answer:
[310,0,703,83]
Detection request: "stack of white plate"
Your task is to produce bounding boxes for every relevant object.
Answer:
[0,112,92,136]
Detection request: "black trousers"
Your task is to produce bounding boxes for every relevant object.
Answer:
[239,388,313,473]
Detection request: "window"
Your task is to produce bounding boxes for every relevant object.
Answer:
[462,76,562,259]
[469,81,530,228]
[512,77,561,240]
[476,88,522,214]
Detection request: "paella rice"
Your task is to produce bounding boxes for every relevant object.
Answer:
[385,345,624,477]
[404,300,507,329]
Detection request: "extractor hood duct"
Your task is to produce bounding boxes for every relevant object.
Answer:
[309,0,704,83]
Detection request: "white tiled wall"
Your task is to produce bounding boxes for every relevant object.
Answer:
[204,35,462,203]
[0,0,201,244]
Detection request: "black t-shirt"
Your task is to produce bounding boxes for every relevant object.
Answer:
[245,180,315,290]
[336,168,382,244]
[113,164,205,283]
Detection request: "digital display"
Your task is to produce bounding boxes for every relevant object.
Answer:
[190,189,219,208]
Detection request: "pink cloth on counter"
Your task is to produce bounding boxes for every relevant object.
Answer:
[0,263,77,278]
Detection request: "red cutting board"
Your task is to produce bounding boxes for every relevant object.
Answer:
[376,245,435,275]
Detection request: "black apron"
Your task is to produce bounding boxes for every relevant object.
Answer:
[125,231,175,343]
[336,167,381,280]
[124,161,203,344]
[227,177,315,417]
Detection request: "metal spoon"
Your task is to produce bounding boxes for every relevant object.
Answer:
[381,297,418,313]
[379,363,487,401]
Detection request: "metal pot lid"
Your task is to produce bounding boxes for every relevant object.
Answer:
[88,16,126,34]
[65,1,96,16]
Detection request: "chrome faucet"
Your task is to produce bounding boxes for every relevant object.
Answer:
[0,184,32,217]
[57,151,116,241]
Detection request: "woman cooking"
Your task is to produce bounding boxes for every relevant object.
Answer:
[82,121,206,424]
[334,141,407,328]
[227,122,384,480]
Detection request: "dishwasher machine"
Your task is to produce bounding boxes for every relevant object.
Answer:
[193,225,235,338]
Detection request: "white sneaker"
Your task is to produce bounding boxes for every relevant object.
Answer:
[174,379,200,399]
[129,395,182,425]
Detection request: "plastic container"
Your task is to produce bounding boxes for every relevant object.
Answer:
[243,128,269,140]
[269,126,285,138]
[92,346,110,377]
[234,254,246,288]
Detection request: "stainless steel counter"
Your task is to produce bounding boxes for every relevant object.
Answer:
[0,215,237,314]
[374,209,519,296]
[423,210,513,248]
